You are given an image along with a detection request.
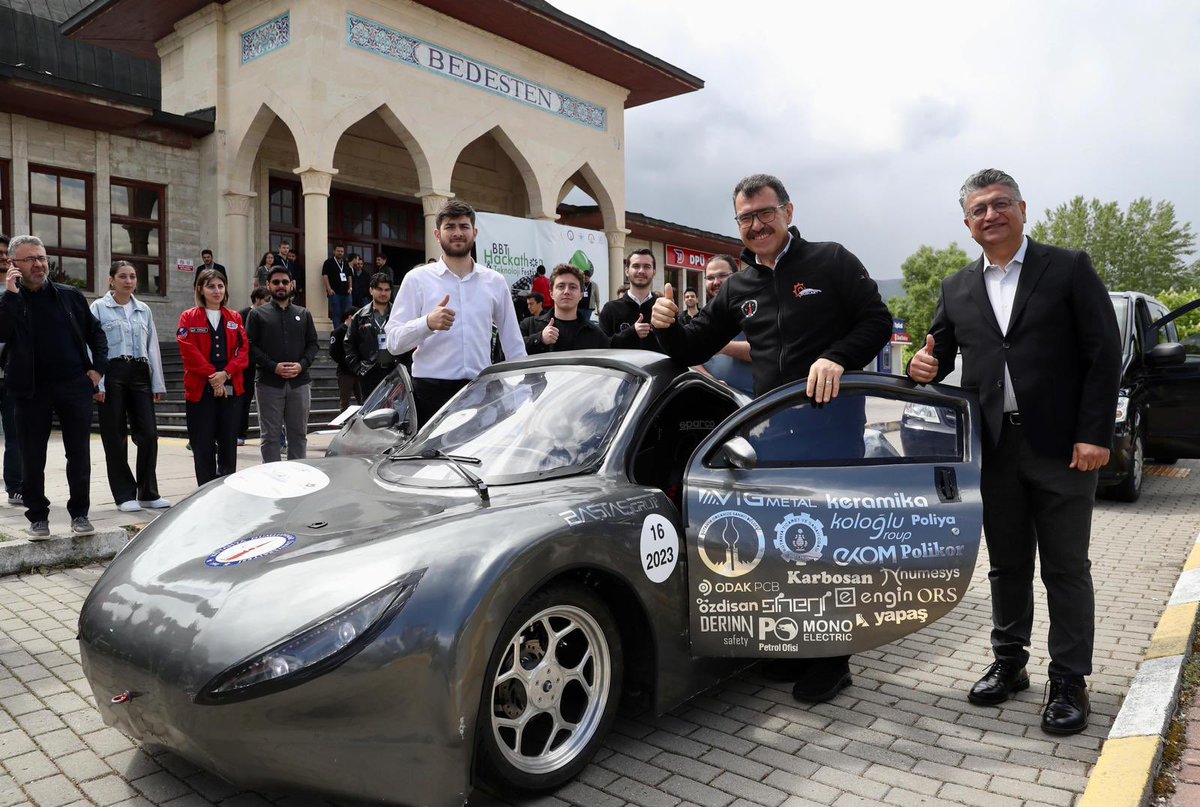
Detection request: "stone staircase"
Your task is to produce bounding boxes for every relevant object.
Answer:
[155,339,344,437]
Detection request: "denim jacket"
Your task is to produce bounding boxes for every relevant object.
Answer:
[89,292,166,394]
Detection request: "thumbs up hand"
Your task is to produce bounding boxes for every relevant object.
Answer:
[651,283,679,329]
[908,334,939,384]
[634,313,651,338]
[542,317,559,345]
[426,294,456,331]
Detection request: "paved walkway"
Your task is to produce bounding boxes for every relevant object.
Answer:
[0,439,1197,806]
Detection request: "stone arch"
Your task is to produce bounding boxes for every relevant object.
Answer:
[553,161,620,232]
[229,96,309,192]
[315,93,435,191]
[448,123,543,218]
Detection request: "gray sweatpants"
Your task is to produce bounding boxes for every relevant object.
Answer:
[256,382,311,462]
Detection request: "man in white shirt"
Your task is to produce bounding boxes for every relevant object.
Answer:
[386,199,526,424]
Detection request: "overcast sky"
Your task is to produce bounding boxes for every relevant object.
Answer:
[551,1,1200,280]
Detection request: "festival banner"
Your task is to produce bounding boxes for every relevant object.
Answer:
[475,212,609,303]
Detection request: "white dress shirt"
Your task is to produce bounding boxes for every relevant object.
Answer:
[386,258,527,380]
[982,236,1028,413]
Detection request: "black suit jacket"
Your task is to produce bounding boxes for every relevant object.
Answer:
[923,239,1121,461]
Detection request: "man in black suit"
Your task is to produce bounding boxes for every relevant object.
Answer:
[908,168,1121,735]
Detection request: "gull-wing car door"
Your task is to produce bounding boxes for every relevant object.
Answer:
[324,363,418,457]
[683,373,983,657]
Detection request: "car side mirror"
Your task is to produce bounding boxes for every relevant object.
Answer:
[362,408,400,430]
[714,436,757,469]
[1148,342,1186,366]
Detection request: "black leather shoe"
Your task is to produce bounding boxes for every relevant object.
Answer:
[759,658,813,682]
[1042,677,1089,735]
[967,661,1030,705]
[792,657,852,703]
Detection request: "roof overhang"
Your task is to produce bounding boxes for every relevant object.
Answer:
[558,204,742,256]
[63,0,702,107]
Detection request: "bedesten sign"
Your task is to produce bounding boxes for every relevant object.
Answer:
[666,245,717,272]
[345,14,607,131]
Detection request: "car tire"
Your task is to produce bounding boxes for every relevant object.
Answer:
[1109,423,1145,502]
[475,584,623,795]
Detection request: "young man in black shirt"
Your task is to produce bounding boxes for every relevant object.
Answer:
[521,264,608,353]
[598,249,657,349]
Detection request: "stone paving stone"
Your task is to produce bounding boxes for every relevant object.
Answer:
[3,749,58,785]
[52,748,109,783]
[603,776,679,807]
[937,783,1021,807]
[651,753,721,784]
[21,776,83,807]
[131,771,196,804]
[0,775,25,807]
[78,776,140,807]
[761,770,838,805]
[555,781,624,807]
[598,752,669,787]
[656,775,733,807]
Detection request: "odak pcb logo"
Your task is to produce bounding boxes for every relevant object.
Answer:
[697,510,765,578]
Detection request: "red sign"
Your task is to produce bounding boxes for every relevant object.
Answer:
[666,244,715,271]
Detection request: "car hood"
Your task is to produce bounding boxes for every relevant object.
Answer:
[78,457,548,693]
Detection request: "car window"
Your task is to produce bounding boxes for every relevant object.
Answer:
[718,390,964,467]
[360,367,413,423]
[1110,296,1130,348]
[378,368,639,486]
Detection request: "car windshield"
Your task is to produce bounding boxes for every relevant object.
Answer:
[376,367,639,487]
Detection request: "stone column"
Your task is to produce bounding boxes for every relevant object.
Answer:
[223,191,256,304]
[417,190,454,262]
[605,229,629,300]
[297,168,335,328]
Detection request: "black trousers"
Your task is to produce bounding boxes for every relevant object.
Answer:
[14,376,94,522]
[981,421,1098,678]
[413,377,469,426]
[337,370,361,412]
[97,359,159,503]
[186,387,241,486]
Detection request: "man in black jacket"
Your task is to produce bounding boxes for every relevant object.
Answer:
[908,168,1121,735]
[521,264,608,354]
[598,249,657,349]
[345,274,397,402]
[0,235,108,539]
[246,266,319,462]
[651,174,891,704]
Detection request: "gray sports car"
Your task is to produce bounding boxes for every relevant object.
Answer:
[78,351,983,806]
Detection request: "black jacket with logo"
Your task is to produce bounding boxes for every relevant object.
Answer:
[654,227,892,396]
[598,293,658,350]
[520,311,609,354]
[343,303,396,375]
[0,282,108,398]
[245,302,319,387]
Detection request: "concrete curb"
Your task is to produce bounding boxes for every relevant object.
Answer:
[0,528,132,576]
[1078,530,1200,807]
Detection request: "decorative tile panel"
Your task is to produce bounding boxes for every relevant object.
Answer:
[345,13,607,131]
[242,12,290,65]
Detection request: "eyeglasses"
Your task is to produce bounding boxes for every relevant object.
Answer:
[268,279,291,286]
[11,256,49,265]
[734,204,786,229]
[966,198,1019,220]
[705,272,732,282]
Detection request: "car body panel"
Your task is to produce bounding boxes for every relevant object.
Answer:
[79,352,983,806]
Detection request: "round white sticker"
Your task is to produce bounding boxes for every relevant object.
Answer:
[640,514,679,584]
[206,533,295,567]
[224,462,330,499]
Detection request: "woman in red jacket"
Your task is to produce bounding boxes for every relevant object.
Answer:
[177,268,249,485]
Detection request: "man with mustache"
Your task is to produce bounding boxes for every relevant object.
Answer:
[651,173,891,704]
[386,200,526,425]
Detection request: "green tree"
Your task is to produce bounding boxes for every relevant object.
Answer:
[1029,197,1198,293]
[1153,287,1200,341]
[890,243,970,362]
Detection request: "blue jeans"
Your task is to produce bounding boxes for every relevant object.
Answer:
[329,294,352,324]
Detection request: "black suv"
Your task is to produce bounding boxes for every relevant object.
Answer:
[1100,291,1200,501]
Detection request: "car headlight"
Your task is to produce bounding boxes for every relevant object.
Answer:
[196,570,424,704]
[1115,395,1130,424]
[903,403,942,424]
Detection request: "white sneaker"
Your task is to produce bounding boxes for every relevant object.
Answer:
[117,501,143,512]
[139,498,172,509]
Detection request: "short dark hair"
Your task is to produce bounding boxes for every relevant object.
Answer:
[628,248,656,269]
[369,272,392,289]
[250,286,271,303]
[268,266,292,281]
[732,173,790,205]
[436,199,477,228]
[333,244,345,252]
[0,234,8,246]
[528,292,545,305]
[347,252,359,263]
[375,254,387,263]
[707,254,739,274]
[552,263,586,290]
[684,288,698,297]
[536,265,546,275]
[201,249,213,258]
[109,260,135,278]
